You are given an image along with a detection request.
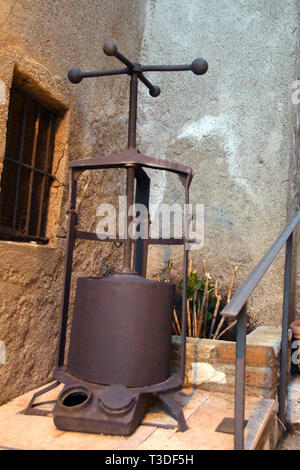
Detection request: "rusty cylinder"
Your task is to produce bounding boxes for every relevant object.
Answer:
[67,274,175,387]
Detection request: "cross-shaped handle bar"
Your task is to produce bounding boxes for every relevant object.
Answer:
[68,40,208,97]
[67,40,208,273]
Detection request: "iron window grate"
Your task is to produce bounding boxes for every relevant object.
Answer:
[0,85,57,243]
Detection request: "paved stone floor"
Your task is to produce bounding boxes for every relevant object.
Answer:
[277,431,300,450]
[0,383,263,450]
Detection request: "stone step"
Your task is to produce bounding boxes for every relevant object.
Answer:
[245,398,276,450]
[287,375,300,431]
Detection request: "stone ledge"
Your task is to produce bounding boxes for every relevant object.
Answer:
[171,326,284,398]
[224,364,278,389]
[217,343,276,367]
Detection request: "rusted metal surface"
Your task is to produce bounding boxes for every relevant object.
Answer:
[0,86,56,243]
[278,233,293,423]
[234,304,247,450]
[24,381,60,417]
[51,163,191,434]
[134,167,150,277]
[25,106,40,235]
[67,275,175,387]
[68,40,208,89]
[53,366,183,394]
[4,157,54,180]
[70,149,193,176]
[27,40,208,436]
[122,71,138,271]
[12,97,28,231]
[56,170,80,368]
[36,113,54,236]
[216,417,248,435]
[54,383,149,436]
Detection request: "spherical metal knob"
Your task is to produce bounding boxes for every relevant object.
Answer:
[103,40,118,56]
[191,58,208,76]
[150,85,161,97]
[68,68,83,84]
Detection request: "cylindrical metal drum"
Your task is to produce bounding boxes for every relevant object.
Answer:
[67,274,175,387]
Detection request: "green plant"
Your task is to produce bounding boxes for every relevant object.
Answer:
[166,260,238,339]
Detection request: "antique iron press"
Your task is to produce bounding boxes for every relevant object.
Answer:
[26,41,208,435]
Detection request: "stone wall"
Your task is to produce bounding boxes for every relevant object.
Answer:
[171,326,288,449]
[138,0,300,329]
[171,326,288,399]
[0,0,299,405]
[0,0,147,404]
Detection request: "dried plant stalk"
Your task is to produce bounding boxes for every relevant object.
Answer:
[213,266,238,339]
[214,279,219,298]
[163,258,240,341]
[193,290,197,337]
[184,259,192,336]
[203,283,214,338]
[227,266,238,303]
[188,259,193,276]
[202,279,210,338]
[209,280,219,337]
[167,261,173,282]
[196,293,201,337]
[209,294,222,339]
[173,308,181,335]
[212,313,225,340]
[216,319,237,340]
[187,300,192,337]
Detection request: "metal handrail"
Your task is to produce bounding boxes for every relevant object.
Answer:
[220,207,300,450]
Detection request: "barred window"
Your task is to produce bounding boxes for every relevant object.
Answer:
[0,84,57,243]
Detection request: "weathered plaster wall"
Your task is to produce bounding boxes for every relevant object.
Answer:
[138,0,299,328]
[0,0,299,405]
[0,0,147,404]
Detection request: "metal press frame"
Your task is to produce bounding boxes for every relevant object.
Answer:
[25,42,208,430]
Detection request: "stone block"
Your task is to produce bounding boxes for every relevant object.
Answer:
[186,362,226,387]
[217,342,276,367]
[171,336,219,363]
[225,364,278,389]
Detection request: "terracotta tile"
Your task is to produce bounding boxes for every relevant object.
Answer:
[0,382,62,422]
[138,392,260,450]
[0,414,64,450]
[0,384,263,450]
[245,398,275,450]
[0,382,156,450]
[142,389,211,427]
[49,425,157,450]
